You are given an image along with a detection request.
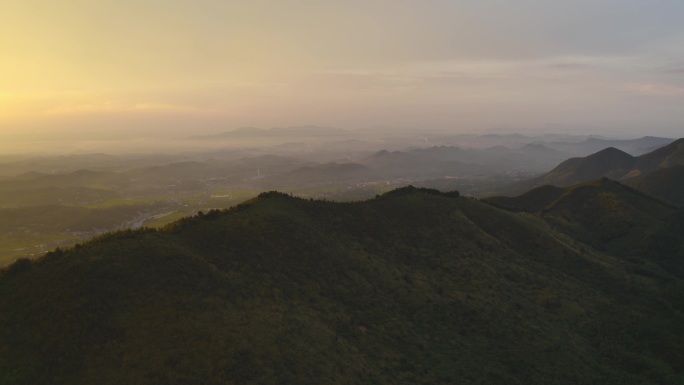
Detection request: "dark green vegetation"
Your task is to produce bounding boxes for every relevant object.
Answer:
[1,186,683,384]
[626,165,684,206]
[0,203,170,265]
[487,178,684,274]
[483,185,566,213]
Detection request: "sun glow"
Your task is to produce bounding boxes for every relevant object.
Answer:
[0,0,683,140]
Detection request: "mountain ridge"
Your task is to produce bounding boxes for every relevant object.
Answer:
[503,138,684,195]
[1,186,683,384]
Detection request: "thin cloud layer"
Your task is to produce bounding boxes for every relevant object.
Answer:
[1,0,683,139]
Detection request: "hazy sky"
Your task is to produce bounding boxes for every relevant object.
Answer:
[2,0,684,144]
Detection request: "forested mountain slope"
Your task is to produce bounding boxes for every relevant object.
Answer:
[503,138,684,195]
[626,165,684,206]
[486,178,684,275]
[1,187,683,385]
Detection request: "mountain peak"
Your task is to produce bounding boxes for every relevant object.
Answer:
[636,137,684,170]
[503,138,684,195]
[587,146,633,160]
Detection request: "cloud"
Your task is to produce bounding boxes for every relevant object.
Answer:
[623,83,684,96]
[546,62,595,71]
[43,101,212,116]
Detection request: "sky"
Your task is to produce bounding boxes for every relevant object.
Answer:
[1,0,684,149]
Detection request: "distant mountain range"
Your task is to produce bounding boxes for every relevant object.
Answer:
[504,138,684,195]
[252,144,571,185]
[191,125,350,140]
[362,144,570,175]
[541,135,675,156]
[436,134,674,156]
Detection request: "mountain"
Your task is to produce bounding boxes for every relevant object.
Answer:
[192,126,350,140]
[544,179,675,251]
[1,187,683,384]
[543,136,675,156]
[363,147,485,177]
[486,178,684,273]
[626,165,684,206]
[538,147,635,185]
[519,142,566,157]
[363,144,566,177]
[504,138,684,195]
[483,184,566,213]
[633,137,684,172]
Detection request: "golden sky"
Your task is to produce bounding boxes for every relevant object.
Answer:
[2,0,684,145]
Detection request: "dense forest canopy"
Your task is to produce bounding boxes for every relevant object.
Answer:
[1,185,683,384]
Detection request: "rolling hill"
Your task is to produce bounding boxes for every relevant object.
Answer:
[634,137,684,172]
[504,138,684,195]
[486,178,684,274]
[483,185,567,213]
[1,187,683,384]
[626,165,684,206]
[363,147,484,176]
[362,145,562,177]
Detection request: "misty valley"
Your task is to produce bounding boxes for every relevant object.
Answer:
[0,128,674,266]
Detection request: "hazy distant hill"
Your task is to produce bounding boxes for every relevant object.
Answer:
[432,134,673,156]
[233,155,309,173]
[534,147,636,186]
[503,138,684,195]
[363,147,484,176]
[191,125,350,140]
[362,144,567,176]
[519,142,565,156]
[1,187,683,384]
[543,136,674,156]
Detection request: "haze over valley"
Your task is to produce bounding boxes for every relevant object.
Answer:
[1,126,678,266]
